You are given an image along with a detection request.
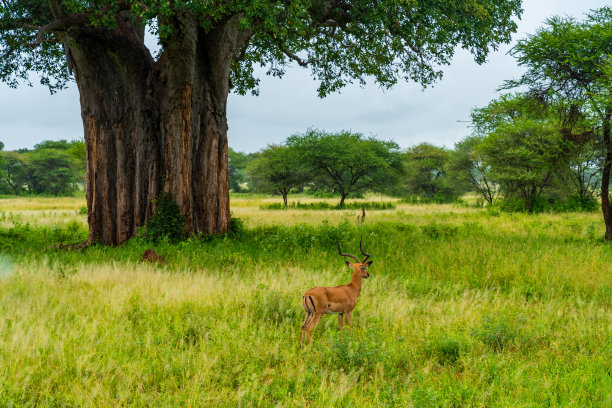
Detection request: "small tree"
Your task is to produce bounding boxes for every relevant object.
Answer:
[0,151,28,194]
[287,130,403,208]
[247,144,306,206]
[448,136,499,205]
[475,94,569,213]
[403,143,463,201]
[26,148,80,195]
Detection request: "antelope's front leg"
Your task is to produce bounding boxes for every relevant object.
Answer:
[338,313,344,330]
[344,311,352,327]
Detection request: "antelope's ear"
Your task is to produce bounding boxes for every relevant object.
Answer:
[366,261,373,266]
[346,261,352,267]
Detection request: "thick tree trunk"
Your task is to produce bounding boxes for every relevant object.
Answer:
[601,112,612,240]
[68,14,246,245]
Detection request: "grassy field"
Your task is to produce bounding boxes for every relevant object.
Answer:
[0,195,611,407]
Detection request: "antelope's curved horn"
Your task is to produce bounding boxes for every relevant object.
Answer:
[359,235,370,263]
[337,237,360,263]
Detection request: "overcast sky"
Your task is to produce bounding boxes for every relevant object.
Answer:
[0,0,608,153]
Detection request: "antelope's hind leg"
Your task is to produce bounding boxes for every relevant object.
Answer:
[306,313,323,344]
[301,311,313,346]
[338,313,344,330]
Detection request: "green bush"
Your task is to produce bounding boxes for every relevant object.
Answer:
[424,333,469,365]
[141,193,186,243]
[471,314,523,351]
[260,201,395,210]
[402,194,459,204]
[420,223,458,239]
[250,284,298,324]
[327,328,388,373]
[553,195,598,212]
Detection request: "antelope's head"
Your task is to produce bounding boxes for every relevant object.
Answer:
[337,236,373,278]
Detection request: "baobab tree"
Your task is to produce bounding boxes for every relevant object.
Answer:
[0,0,522,244]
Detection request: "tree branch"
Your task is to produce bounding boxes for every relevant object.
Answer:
[277,42,309,67]
[27,0,131,47]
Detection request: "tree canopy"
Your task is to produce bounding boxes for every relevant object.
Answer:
[286,129,402,207]
[247,144,306,205]
[473,94,570,213]
[1,0,523,95]
[502,6,612,234]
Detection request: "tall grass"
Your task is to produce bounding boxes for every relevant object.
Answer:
[0,195,611,406]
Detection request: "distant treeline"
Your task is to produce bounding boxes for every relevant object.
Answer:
[0,140,86,196]
[229,118,602,213]
[2,116,603,214]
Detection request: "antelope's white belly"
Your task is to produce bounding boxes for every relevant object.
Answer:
[325,310,340,315]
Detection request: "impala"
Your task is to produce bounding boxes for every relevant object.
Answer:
[301,237,372,346]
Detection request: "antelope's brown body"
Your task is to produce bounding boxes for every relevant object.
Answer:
[301,238,372,345]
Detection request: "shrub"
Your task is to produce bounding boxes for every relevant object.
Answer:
[327,327,388,373]
[471,314,523,351]
[498,196,550,213]
[260,201,395,211]
[424,333,469,365]
[402,194,459,204]
[420,223,458,239]
[141,193,186,243]
[250,284,298,324]
[229,214,245,237]
[553,195,598,212]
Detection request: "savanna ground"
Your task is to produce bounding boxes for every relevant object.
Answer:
[0,194,611,407]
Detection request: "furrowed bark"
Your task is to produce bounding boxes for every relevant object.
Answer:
[70,18,161,245]
[161,15,244,236]
[67,13,248,245]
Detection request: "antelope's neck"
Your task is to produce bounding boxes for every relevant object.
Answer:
[349,268,362,293]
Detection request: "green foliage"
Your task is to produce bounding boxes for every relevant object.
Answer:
[228,148,253,193]
[474,94,570,213]
[260,201,395,211]
[229,214,245,237]
[424,333,470,365]
[0,139,85,196]
[501,7,612,222]
[247,144,307,203]
[402,143,465,200]
[326,328,388,373]
[471,314,524,351]
[553,195,598,213]
[402,194,459,205]
[287,129,403,207]
[0,0,522,96]
[141,193,186,243]
[420,223,459,239]
[449,135,500,205]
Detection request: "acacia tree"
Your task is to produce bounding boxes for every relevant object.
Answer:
[287,129,403,208]
[403,143,464,201]
[247,144,306,205]
[503,7,612,237]
[474,94,569,213]
[0,0,522,244]
[448,135,499,205]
